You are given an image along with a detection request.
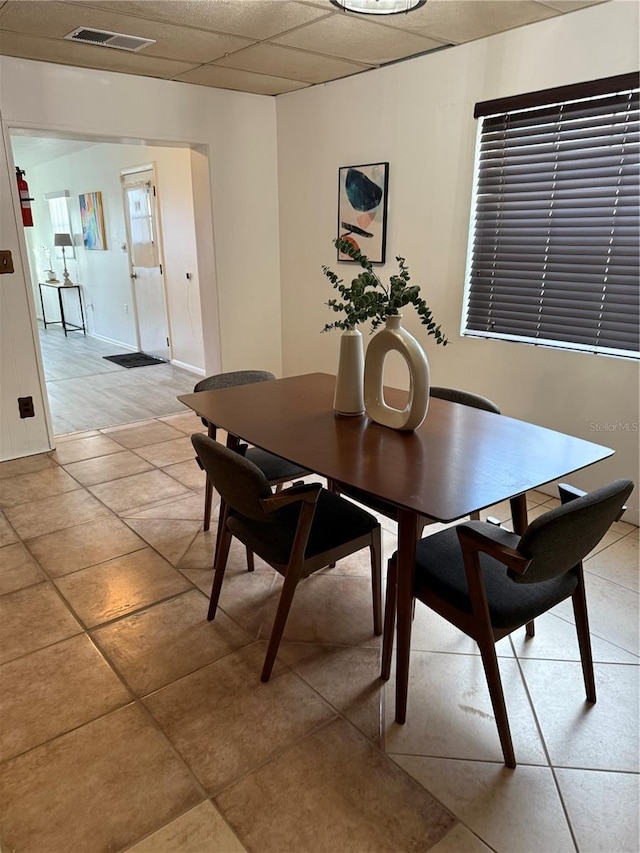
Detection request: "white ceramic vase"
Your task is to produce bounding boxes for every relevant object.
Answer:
[364,315,430,431]
[334,327,365,416]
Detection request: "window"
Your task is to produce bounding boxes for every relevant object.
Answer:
[45,190,75,260]
[463,73,639,359]
[125,181,158,268]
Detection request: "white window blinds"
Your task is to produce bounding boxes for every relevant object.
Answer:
[464,73,639,358]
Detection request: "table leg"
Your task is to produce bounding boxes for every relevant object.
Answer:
[510,493,535,635]
[77,287,86,334]
[395,507,419,724]
[58,288,67,337]
[38,284,48,329]
[510,493,528,535]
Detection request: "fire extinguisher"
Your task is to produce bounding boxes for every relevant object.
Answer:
[16,167,34,227]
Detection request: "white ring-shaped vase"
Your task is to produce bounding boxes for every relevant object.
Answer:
[364,315,430,431]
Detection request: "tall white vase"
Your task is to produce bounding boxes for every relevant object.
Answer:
[364,315,430,431]
[334,327,365,416]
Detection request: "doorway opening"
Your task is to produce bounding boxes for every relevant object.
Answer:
[9,131,216,436]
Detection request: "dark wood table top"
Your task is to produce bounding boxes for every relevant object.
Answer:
[178,372,613,522]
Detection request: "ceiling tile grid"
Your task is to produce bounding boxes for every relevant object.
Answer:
[0,0,609,96]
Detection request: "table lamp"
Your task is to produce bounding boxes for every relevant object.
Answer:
[54,233,73,285]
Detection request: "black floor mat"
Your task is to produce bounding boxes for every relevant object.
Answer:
[103,352,166,368]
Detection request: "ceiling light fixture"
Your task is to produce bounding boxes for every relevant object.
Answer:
[330,0,426,14]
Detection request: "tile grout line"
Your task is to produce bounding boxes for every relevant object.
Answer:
[263,647,470,848]
[1,412,638,853]
[509,633,581,853]
[1,612,222,851]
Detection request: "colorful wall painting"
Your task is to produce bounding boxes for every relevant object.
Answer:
[79,191,107,250]
[337,162,389,263]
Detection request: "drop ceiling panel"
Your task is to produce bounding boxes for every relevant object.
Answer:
[0,31,197,78]
[214,42,370,85]
[71,0,332,40]
[174,64,310,96]
[0,0,613,94]
[382,1,558,44]
[0,1,255,63]
[273,14,447,65]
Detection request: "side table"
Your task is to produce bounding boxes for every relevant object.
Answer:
[38,281,86,337]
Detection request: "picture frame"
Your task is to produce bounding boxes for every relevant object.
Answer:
[79,191,107,250]
[337,162,389,264]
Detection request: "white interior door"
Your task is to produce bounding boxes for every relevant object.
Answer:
[122,168,170,361]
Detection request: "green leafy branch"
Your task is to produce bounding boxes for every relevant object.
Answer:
[322,237,448,346]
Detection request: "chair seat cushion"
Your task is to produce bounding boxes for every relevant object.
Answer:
[228,488,378,568]
[412,526,578,629]
[245,447,309,483]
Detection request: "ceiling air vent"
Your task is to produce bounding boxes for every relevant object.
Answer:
[64,28,156,52]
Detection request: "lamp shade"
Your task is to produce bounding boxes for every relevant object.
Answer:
[54,232,73,247]
[330,0,426,13]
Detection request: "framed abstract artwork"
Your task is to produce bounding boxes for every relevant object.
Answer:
[79,191,107,250]
[337,162,389,263]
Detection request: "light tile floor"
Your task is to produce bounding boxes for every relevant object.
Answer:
[38,324,197,434]
[0,412,638,853]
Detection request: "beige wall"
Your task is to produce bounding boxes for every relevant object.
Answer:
[276,0,640,521]
[0,56,281,457]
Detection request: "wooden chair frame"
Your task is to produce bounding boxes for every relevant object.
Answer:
[203,423,300,532]
[209,480,382,683]
[381,483,629,767]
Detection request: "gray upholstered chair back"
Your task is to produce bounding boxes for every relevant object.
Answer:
[192,433,272,521]
[430,386,501,414]
[194,370,275,394]
[514,478,633,584]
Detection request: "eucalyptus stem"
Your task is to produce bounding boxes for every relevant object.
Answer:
[322,237,448,346]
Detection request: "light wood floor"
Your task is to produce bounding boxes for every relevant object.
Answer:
[38,325,200,436]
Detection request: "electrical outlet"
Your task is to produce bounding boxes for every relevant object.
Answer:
[0,250,14,274]
[18,396,35,418]
[123,303,128,314]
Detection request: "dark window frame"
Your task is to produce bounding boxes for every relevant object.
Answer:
[463,72,639,359]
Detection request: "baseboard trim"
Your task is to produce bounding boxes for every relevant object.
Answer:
[171,359,205,376]
[88,333,138,351]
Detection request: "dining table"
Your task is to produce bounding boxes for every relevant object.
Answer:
[178,372,614,722]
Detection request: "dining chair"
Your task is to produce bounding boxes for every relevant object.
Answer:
[192,433,383,682]
[193,371,309,533]
[381,477,634,767]
[330,386,502,531]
